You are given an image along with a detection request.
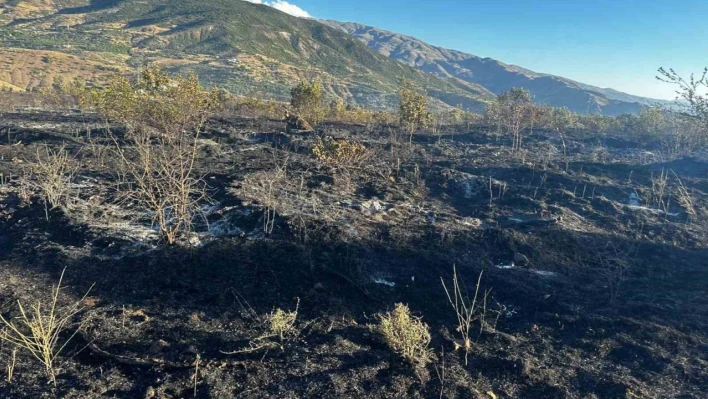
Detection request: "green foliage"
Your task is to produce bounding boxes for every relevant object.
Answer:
[84,66,222,139]
[290,80,326,126]
[329,98,347,118]
[2,0,490,110]
[578,113,614,133]
[638,106,666,137]
[0,29,131,54]
[399,78,433,133]
[535,105,578,132]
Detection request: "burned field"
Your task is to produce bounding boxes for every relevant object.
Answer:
[0,110,707,398]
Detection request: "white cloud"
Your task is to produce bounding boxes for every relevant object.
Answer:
[244,0,313,19]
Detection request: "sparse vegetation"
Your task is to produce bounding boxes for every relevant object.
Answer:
[1,5,708,397]
[267,299,300,346]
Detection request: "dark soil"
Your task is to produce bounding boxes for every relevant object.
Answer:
[0,110,707,398]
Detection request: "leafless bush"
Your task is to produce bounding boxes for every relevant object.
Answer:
[487,88,536,152]
[440,267,490,365]
[235,156,347,242]
[241,157,289,234]
[29,143,78,218]
[588,237,640,304]
[671,170,698,221]
[0,269,93,385]
[83,66,222,244]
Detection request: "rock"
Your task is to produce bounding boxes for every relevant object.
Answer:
[513,252,530,267]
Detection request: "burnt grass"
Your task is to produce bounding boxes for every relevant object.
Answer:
[1,110,707,398]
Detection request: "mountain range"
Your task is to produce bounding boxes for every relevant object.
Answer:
[0,0,667,115]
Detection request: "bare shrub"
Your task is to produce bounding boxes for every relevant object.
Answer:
[658,67,708,131]
[488,88,536,152]
[671,170,698,221]
[0,269,93,385]
[29,143,78,218]
[588,238,640,304]
[241,158,289,234]
[374,303,433,366]
[658,68,708,152]
[440,267,490,365]
[236,154,348,242]
[83,66,222,244]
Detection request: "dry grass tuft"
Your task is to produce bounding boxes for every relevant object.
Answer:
[375,303,433,366]
[0,269,92,384]
[267,299,300,344]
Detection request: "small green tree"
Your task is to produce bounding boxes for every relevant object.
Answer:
[491,87,536,151]
[398,78,433,142]
[290,79,326,126]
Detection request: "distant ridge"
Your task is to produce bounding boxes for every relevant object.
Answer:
[325,21,672,115]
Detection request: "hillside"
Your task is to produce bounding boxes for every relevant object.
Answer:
[325,21,671,115]
[0,0,493,110]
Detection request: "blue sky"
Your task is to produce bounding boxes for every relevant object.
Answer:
[251,0,707,100]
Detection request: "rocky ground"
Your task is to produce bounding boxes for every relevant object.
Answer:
[0,110,707,398]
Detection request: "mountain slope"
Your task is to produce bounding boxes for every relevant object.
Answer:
[325,21,669,115]
[0,0,494,110]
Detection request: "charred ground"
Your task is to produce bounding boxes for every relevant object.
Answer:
[0,110,707,398]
